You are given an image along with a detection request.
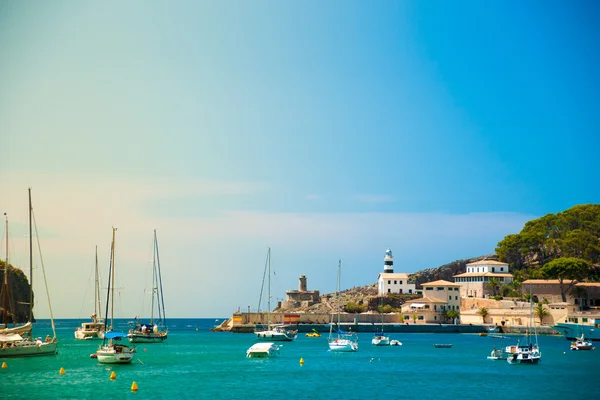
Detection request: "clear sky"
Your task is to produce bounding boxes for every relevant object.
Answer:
[1,1,598,318]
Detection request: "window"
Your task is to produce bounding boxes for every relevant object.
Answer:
[400,281,403,284]
[492,267,495,272]
[449,296,451,300]
[388,280,391,284]
[426,287,433,291]
[394,280,397,284]
[436,287,443,291]
[455,296,458,300]
[501,267,504,271]
[387,289,391,293]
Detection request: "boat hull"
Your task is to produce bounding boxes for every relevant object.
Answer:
[255,329,297,341]
[246,342,279,358]
[328,338,358,352]
[96,345,136,364]
[128,332,167,343]
[372,335,390,346]
[0,340,58,358]
[551,323,600,341]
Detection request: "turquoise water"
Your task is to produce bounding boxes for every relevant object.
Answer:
[2,318,599,399]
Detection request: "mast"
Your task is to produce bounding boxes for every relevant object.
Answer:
[111,227,116,331]
[28,188,33,335]
[267,247,271,329]
[337,260,341,330]
[150,231,156,325]
[154,229,166,327]
[103,227,116,334]
[95,246,102,321]
[2,213,8,326]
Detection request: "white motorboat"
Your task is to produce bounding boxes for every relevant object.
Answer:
[246,342,279,358]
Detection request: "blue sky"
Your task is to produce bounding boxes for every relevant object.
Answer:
[1,1,598,318]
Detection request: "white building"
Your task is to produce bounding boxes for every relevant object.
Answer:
[453,260,513,298]
[401,280,461,323]
[377,248,416,295]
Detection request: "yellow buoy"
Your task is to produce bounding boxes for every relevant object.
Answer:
[2,362,7,369]
[299,357,304,365]
[131,381,139,392]
[110,371,117,380]
[59,367,65,375]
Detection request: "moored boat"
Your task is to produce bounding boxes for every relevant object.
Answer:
[246,342,279,358]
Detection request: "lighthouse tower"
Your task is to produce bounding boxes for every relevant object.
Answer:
[383,247,394,273]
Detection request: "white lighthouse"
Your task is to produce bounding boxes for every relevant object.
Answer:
[384,247,394,273]
[377,247,415,295]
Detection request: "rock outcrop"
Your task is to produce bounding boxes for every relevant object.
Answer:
[0,261,33,323]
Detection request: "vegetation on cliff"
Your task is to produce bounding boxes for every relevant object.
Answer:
[495,204,600,274]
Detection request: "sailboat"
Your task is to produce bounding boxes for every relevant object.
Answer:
[94,227,136,364]
[254,247,297,342]
[506,284,541,364]
[372,297,390,346]
[570,332,593,351]
[328,260,358,352]
[74,246,105,340]
[0,188,58,358]
[128,229,168,343]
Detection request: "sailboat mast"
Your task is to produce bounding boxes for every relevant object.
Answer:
[2,213,8,326]
[150,230,157,325]
[154,229,166,326]
[28,188,33,334]
[111,227,116,331]
[95,246,101,320]
[267,247,271,329]
[337,260,341,328]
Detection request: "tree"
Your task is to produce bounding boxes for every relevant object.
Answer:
[445,310,459,324]
[486,277,500,297]
[534,303,550,325]
[569,286,589,310]
[476,307,489,323]
[412,314,418,324]
[540,257,591,302]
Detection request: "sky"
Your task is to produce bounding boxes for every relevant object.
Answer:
[0,1,598,319]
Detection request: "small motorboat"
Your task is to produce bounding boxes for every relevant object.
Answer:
[390,339,402,346]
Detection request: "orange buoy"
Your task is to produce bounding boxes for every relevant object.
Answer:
[2,362,7,369]
[110,371,117,380]
[59,367,65,375]
[131,381,139,392]
[299,357,304,365]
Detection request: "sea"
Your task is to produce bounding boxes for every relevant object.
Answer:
[1,318,600,399]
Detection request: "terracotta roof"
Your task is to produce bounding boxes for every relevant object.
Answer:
[466,260,508,266]
[422,280,460,287]
[522,279,561,284]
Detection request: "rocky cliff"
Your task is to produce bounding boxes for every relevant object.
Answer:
[0,260,34,323]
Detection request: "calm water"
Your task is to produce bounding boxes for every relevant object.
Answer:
[2,318,599,399]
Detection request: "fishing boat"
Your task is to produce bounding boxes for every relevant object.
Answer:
[128,230,168,343]
[254,248,297,342]
[75,246,105,340]
[94,227,136,364]
[0,189,58,358]
[246,342,279,358]
[328,260,358,352]
[506,284,541,364]
[570,333,593,351]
